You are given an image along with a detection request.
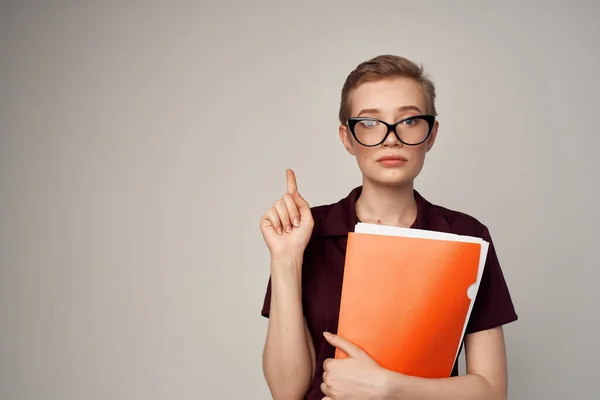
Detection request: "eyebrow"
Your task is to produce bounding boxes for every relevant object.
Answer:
[357,105,423,116]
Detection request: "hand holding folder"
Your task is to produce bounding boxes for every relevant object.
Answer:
[335,223,489,378]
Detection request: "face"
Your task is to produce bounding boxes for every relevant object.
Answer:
[339,77,439,188]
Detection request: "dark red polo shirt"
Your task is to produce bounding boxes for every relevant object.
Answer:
[261,186,518,400]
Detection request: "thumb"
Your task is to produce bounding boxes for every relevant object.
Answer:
[323,332,362,359]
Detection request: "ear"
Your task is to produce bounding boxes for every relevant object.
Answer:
[338,124,356,156]
[425,120,439,152]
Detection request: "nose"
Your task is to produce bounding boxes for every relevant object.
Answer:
[382,127,403,147]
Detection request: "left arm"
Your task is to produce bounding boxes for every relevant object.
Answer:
[321,327,508,400]
[381,327,508,400]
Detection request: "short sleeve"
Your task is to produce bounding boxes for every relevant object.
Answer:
[261,276,272,318]
[465,225,518,334]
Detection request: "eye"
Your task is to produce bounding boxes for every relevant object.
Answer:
[358,119,378,128]
[402,118,417,126]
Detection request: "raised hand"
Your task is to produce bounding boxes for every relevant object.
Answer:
[260,169,314,260]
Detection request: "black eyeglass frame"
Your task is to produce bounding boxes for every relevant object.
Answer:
[346,114,436,147]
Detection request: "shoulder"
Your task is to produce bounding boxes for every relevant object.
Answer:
[438,204,487,233]
[307,203,348,241]
[307,187,361,240]
[419,192,492,240]
[310,202,339,222]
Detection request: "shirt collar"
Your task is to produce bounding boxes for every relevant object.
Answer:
[311,186,360,239]
[311,186,450,239]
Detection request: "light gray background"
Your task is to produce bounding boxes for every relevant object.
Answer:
[1,1,599,399]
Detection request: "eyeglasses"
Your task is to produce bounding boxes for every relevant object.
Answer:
[346,115,436,147]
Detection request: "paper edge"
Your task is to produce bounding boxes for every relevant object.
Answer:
[355,222,483,243]
[451,241,489,370]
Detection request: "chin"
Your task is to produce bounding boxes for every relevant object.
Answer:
[365,170,416,188]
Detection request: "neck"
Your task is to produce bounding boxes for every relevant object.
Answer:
[355,178,417,228]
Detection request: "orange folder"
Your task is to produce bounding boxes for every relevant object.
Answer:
[335,223,488,378]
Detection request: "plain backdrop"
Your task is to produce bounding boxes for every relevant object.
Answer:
[1,1,599,399]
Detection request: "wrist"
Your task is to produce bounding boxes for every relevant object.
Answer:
[269,255,304,301]
[380,369,406,400]
[270,252,304,266]
[270,253,303,279]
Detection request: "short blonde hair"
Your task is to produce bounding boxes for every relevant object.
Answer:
[338,55,437,124]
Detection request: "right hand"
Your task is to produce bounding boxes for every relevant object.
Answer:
[260,169,314,259]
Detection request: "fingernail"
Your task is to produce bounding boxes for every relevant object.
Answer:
[286,226,292,233]
[323,332,332,339]
[277,228,282,235]
[293,218,300,227]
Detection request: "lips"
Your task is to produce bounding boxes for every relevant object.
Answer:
[377,155,408,162]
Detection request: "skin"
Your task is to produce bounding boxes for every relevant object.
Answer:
[260,171,317,399]
[338,78,438,229]
[261,77,509,400]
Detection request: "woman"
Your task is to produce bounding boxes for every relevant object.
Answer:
[259,55,518,400]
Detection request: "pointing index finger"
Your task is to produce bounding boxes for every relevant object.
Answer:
[286,169,298,194]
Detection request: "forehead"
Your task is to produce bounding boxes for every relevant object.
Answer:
[349,78,427,114]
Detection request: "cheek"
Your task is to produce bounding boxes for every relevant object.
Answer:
[408,151,429,174]
[354,147,374,163]
[407,146,427,163]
